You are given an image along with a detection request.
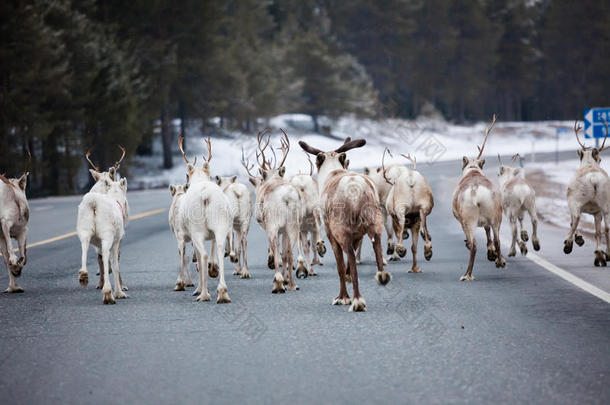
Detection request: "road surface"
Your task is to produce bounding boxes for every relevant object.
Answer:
[0,153,608,404]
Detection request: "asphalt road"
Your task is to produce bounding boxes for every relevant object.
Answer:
[0,152,608,404]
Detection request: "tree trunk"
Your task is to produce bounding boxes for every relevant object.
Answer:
[161,103,173,169]
[179,100,186,151]
[311,114,319,132]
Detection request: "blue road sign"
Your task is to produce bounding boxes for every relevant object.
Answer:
[584,107,610,139]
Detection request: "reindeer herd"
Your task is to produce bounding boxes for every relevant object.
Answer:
[1,116,609,310]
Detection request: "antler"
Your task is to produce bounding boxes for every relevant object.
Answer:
[511,153,523,162]
[85,150,100,171]
[178,135,190,164]
[600,118,610,152]
[277,128,290,168]
[497,153,503,165]
[256,128,272,169]
[335,138,366,153]
[113,145,126,170]
[203,137,212,163]
[241,147,256,177]
[401,153,416,170]
[574,121,588,150]
[304,151,314,176]
[381,148,394,185]
[0,173,10,184]
[476,114,497,159]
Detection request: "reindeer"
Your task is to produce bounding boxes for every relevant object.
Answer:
[77,176,129,304]
[178,137,233,303]
[563,120,610,266]
[0,150,30,293]
[497,154,540,257]
[168,183,196,290]
[452,114,506,281]
[382,150,434,273]
[300,138,391,312]
[242,129,307,292]
[215,174,253,279]
[290,152,326,275]
[83,147,128,291]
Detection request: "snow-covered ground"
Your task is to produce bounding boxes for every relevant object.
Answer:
[130,114,580,189]
[524,158,610,232]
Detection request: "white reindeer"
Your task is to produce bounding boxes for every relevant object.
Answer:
[452,115,506,281]
[77,177,129,304]
[0,151,30,293]
[563,121,610,266]
[382,150,434,273]
[290,153,326,275]
[215,175,253,279]
[168,183,196,290]
[300,137,391,312]
[497,154,540,257]
[178,137,233,303]
[242,129,307,292]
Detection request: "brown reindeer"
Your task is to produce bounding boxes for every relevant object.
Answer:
[300,138,391,312]
[452,115,506,281]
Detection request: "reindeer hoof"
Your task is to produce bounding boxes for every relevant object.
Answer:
[4,286,24,293]
[495,257,506,268]
[267,255,275,269]
[487,248,497,261]
[216,287,231,303]
[533,240,540,251]
[348,297,366,312]
[207,263,219,278]
[295,262,308,279]
[308,270,318,276]
[332,296,351,305]
[575,234,585,246]
[594,251,607,267]
[424,246,432,261]
[174,282,186,291]
[395,245,407,258]
[563,240,573,254]
[345,273,352,283]
[519,242,528,256]
[78,270,88,287]
[375,270,392,286]
[240,269,251,279]
[196,292,211,302]
[386,243,395,255]
[460,275,475,281]
[102,290,115,305]
[408,266,422,273]
[389,255,400,262]
[508,249,516,257]
[272,273,286,293]
[316,241,326,257]
[192,253,197,263]
[286,284,299,291]
[521,230,529,242]
[229,252,238,263]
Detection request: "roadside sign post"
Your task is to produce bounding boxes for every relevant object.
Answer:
[584,108,610,146]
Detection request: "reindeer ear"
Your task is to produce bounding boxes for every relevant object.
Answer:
[345,159,350,169]
[577,150,584,160]
[376,167,381,173]
[592,149,600,161]
[18,173,28,190]
[184,183,189,192]
[316,154,325,168]
[338,153,347,168]
[90,169,101,181]
[278,167,286,177]
[120,178,127,190]
[215,175,221,185]
[462,156,468,169]
[478,159,485,169]
[499,166,505,175]
[231,175,237,183]
[249,177,257,186]
[187,163,195,175]
[108,167,116,180]
[363,167,370,175]
[169,185,176,196]
[513,168,521,176]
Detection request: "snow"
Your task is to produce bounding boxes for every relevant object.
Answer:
[129,114,581,190]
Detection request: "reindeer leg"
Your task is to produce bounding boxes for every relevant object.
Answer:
[518,213,529,242]
[207,242,219,278]
[593,214,606,267]
[420,209,432,260]
[294,226,307,280]
[493,224,506,268]
[355,238,363,265]
[229,230,238,263]
[460,222,477,281]
[233,230,242,275]
[303,231,316,276]
[271,235,285,293]
[111,242,127,299]
[528,203,540,251]
[193,238,211,301]
[216,236,231,303]
[373,232,391,285]
[174,240,187,291]
[77,235,91,288]
[390,215,402,261]
[101,239,115,304]
[240,227,250,279]
[484,225,496,261]
[508,217,518,257]
[314,210,326,260]
[328,232,350,305]
[564,209,582,253]
[347,245,366,312]
[1,234,22,293]
[384,210,395,256]
[285,232,299,291]
[409,223,422,273]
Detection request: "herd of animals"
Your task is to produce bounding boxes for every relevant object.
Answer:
[1,116,609,311]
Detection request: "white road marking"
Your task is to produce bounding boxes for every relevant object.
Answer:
[500,237,610,304]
